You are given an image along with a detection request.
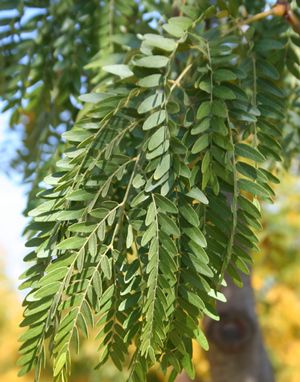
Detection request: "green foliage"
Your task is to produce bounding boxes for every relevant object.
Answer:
[1,0,300,381]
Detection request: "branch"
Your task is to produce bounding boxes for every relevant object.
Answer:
[227,1,300,36]
[286,9,300,35]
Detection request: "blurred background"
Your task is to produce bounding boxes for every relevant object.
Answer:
[0,138,299,381]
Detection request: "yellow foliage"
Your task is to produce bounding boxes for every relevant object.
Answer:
[253,173,300,382]
[0,266,31,382]
[192,173,300,381]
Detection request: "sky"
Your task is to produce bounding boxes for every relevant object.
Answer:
[0,8,33,290]
[0,107,27,289]
[0,174,27,286]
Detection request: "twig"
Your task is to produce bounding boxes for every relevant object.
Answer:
[168,64,193,96]
[225,2,300,36]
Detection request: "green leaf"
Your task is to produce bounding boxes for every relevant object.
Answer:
[134,55,169,68]
[179,288,205,310]
[154,153,171,180]
[196,101,211,120]
[146,142,169,160]
[66,190,94,201]
[101,256,112,280]
[238,195,261,219]
[34,282,60,299]
[238,179,271,198]
[168,16,192,28]
[194,327,209,350]
[19,324,44,342]
[68,222,96,233]
[133,174,146,189]
[191,118,210,135]
[146,202,155,226]
[183,227,207,247]
[88,233,97,258]
[148,126,166,151]
[237,162,258,180]
[154,194,178,214]
[257,59,280,80]
[186,188,209,204]
[143,34,177,52]
[163,23,185,38]
[141,222,156,246]
[191,134,209,154]
[38,267,68,286]
[102,64,134,78]
[138,74,163,88]
[138,93,165,114]
[79,93,107,103]
[63,129,92,142]
[180,203,200,227]
[162,16,192,37]
[54,353,67,376]
[159,214,180,237]
[182,353,195,379]
[57,237,86,250]
[143,110,166,130]
[126,224,134,249]
[259,168,280,184]
[183,252,213,277]
[213,85,236,100]
[118,293,140,311]
[235,143,266,163]
[90,208,110,219]
[211,100,227,118]
[214,68,237,81]
[131,191,150,207]
[255,38,284,52]
[208,289,226,302]
[93,271,102,298]
[199,81,211,93]
[57,209,85,221]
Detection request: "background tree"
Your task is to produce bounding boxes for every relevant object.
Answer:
[1,0,300,381]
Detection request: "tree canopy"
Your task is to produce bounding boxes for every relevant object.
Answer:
[1,1,300,381]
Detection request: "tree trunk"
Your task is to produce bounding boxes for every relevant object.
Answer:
[176,273,274,382]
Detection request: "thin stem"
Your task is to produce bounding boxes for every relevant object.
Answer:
[206,41,213,104]
[252,55,258,150]
[110,155,141,251]
[168,63,193,96]
[224,2,300,36]
[219,118,238,283]
[144,194,160,346]
[108,0,115,49]
[286,9,300,36]
[224,9,275,36]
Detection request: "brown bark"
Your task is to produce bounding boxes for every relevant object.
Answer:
[204,273,274,382]
[175,373,197,382]
[176,273,274,382]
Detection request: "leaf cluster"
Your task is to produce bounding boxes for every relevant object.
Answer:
[4,1,300,381]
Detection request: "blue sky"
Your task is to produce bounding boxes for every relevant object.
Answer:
[0,174,27,286]
[0,108,27,289]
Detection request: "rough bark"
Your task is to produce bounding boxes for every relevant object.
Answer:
[175,273,274,382]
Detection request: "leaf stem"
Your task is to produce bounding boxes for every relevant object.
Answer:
[169,63,193,95]
[219,118,238,283]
